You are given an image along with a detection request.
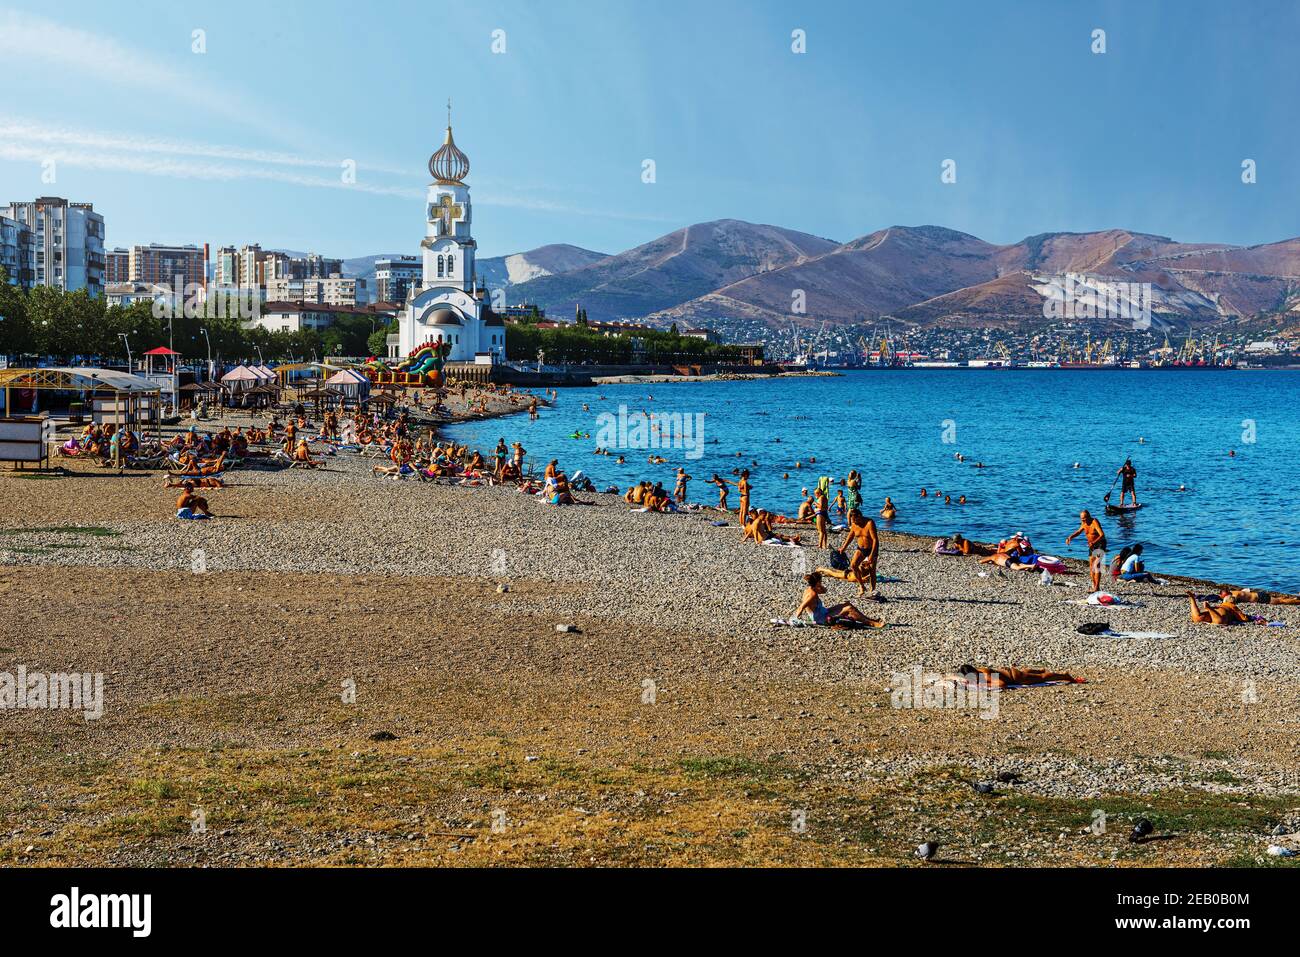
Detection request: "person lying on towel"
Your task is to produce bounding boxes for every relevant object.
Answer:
[957,664,1084,688]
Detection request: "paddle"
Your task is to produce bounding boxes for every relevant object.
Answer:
[1102,469,1120,504]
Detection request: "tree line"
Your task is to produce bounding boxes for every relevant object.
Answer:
[0,268,386,364]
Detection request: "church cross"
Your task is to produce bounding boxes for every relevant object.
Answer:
[432,194,464,235]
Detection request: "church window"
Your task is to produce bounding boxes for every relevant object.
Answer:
[436,255,444,277]
[446,254,455,275]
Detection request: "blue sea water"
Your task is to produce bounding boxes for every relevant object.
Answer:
[444,369,1300,591]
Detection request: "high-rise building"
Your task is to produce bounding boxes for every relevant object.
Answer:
[374,255,421,304]
[302,252,343,279]
[238,244,266,287]
[1,197,106,296]
[127,244,206,291]
[215,246,240,286]
[105,247,130,283]
[0,213,25,284]
[261,251,296,282]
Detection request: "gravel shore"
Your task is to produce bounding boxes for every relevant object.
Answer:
[1,414,1297,866]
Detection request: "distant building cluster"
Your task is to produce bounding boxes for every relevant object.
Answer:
[1,199,370,335]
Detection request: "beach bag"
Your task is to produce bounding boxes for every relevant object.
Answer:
[828,549,849,571]
[1076,621,1111,635]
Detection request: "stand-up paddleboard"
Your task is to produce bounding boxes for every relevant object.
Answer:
[1105,503,1144,515]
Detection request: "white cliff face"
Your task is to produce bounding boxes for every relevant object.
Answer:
[475,244,609,292]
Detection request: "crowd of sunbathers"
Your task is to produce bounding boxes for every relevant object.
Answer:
[61,423,148,467]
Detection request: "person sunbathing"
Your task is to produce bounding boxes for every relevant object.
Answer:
[165,475,225,489]
[793,572,882,628]
[197,452,226,476]
[934,534,969,556]
[1113,543,1158,582]
[1187,591,1250,625]
[956,664,1084,688]
[175,481,214,519]
[551,474,592,505]
[747,509,800,545]
[293,440,318,468]
[1224,586,1300,605]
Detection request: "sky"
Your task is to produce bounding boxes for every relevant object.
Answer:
[2,0,1298,259]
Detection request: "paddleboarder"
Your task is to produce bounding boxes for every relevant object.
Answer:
[1115,458,1138,507]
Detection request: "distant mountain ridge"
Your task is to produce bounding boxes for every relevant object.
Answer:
[287,222,1300,330]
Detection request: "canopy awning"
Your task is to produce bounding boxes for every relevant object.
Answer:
[0,366,162,393]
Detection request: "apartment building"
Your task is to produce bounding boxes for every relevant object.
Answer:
[264,275,366,306]
[374,255,421,304]
[128,243,206,290]
[0,197,106,296]
[105,247,131,283]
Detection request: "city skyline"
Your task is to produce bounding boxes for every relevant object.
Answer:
[2,0,1299,260]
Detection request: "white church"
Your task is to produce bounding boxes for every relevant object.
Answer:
[392,109,506,363]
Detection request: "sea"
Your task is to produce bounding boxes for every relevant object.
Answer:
[444,369,1300,591]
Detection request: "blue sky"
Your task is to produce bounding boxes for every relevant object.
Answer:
[2,0,1297,259]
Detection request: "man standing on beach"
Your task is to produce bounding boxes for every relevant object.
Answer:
[1066,510,1107,592]
[827,509,879,598]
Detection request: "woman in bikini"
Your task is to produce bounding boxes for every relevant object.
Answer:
[793,572,881,627]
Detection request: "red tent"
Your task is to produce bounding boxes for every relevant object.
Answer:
[142,347,180,356]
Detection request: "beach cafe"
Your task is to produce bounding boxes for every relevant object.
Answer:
[0,366,164,435]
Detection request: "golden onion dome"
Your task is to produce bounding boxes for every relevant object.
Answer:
[429,124,469,185]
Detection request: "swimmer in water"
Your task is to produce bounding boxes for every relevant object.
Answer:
[920,488,928,498]
[958,495,967,505]
[880,497,896,520]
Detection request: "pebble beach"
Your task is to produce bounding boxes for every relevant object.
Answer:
[2,408,1299,867]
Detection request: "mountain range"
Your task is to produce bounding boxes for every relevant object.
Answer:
[340,221,1300,334]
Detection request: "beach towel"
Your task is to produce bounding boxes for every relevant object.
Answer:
[175,508,209,521]
[762,539,800,548]
[939,676,1080,691]
[770,617,883,630]
[709,520,729,527]
[1101,629,1178,639]
[1068,592,1143,607]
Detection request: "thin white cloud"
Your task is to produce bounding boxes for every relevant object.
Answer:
[0,8,298,144]
[0,118,414,177]
[0,141,424,198]
[0,125,675,222]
